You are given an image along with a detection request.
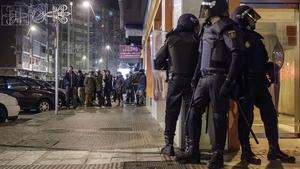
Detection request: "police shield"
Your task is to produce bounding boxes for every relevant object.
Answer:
[272,41,284,70]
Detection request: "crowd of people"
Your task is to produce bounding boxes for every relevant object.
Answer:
[63,66,146,108]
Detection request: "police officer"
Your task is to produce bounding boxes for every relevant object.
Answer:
[231,5,295,164]
[176,1,244,168]
[154,13,200,156]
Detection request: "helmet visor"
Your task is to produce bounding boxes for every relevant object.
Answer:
[244,8,261,22]
[199,5,210,18]
[199,1,216,18]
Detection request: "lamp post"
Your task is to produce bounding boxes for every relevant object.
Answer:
[27,25,36,76]
[67,1,73,68]
[55,20,59,115]
[105,45,110,70]
[82,1,91,71]
[4,3,71,115]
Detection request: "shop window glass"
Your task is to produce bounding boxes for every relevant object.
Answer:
[254,8,298,133]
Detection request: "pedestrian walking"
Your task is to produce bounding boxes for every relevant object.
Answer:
[64,66,78,109]
[96,70,104,107]
[84,71,96,107]
[104,70,113,107]
[77,70,85,106]
[114,72,126,106]
[136,69,146,106]
[125,72,135,104]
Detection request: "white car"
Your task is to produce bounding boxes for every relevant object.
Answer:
[0,93,20,123]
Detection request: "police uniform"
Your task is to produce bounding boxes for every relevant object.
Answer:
[154,20,199,156]
[238,30,275,148]
[238,28,295,164]
[177,17,244,167]
[232,5,295,164]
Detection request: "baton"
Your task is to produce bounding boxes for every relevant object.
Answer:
[236,97,259,144]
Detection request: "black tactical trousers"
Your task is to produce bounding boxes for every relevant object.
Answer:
[186,75,230,151]
[104,89,112,106]
[164,76,193,139]
[238,75,278,146]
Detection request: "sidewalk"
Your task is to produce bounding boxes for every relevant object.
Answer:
[0,106,299,168]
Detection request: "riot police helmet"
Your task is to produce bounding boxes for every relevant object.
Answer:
[177,13,200,33]
[199,0,228,19]
[231,5,261,30]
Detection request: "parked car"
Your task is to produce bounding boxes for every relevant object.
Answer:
[0,93,20,123]
[20,77,66,106]
[0,76,64,112]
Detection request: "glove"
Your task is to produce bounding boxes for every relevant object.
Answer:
[219,79,232,97]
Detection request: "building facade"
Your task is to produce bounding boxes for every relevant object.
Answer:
[142,0,300,151]
[58,0,124,76]
[0,0,56,80]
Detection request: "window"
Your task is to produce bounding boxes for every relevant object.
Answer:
[0,78,5,90]
[6,78,29,91]
[41,46,46,53]
[22,79,41,89]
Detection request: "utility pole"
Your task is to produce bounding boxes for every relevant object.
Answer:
[55,20,59,115]
[67,1,70,68]
[87,10,90,71]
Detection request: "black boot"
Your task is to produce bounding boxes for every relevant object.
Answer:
[175,140,200,164]
[160,136,175,156]
[241,144,261,165]
[208,151,224,169]
[267,143,295,163]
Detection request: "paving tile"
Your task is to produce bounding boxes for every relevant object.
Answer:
[6,151,46,165]
[86,158,111,164]
[0,151,25,160]
[110,157,136,163]
[0,160,11,165]
[56,159,86,165]
[61,151,89,159]
[88,152,113,159]
[43,151,67,159]
[34,159,61,165]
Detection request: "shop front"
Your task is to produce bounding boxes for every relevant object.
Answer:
[242,0,300,137]
[142,0,300,152]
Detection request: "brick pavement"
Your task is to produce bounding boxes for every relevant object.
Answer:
[0,106,299,168]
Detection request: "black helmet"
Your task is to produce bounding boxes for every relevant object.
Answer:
[177,13,200,32]
[231,5,261,30]
[199,0,228,19]
[139,69,145,73]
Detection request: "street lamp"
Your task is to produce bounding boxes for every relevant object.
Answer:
[82,1,93,72]
[27,25,36,36]
[67,1,74,68]
[27,25,37,75]
[82,1,91,8]
[105,45,111,70]
[30,25,36,32]
[99,58,103,63]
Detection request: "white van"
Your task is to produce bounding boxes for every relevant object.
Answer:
[0,93,20,123]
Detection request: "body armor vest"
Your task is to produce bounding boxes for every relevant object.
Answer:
[200,18,235,72]
[167,32,199,76]
[244,30,269,73]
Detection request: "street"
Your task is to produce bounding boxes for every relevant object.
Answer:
[0,106,299,169]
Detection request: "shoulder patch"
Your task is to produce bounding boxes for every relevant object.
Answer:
[245,41,251,48]
[228,30,236,39]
